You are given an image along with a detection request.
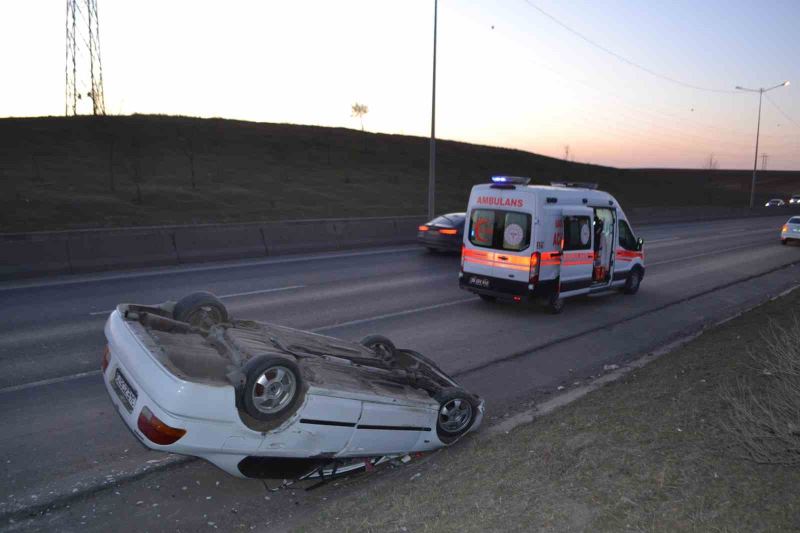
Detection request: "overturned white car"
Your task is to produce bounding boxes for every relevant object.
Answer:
[102,292,484,479]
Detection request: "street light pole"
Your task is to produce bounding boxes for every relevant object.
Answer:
[736,81,790,208]
[428,0,438,220]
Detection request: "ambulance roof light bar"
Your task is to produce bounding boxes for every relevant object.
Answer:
[550,181,598,190]
[491,176,531,185]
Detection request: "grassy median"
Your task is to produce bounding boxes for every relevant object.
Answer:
[298,289,800,532]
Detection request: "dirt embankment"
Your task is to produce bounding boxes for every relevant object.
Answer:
[2,115,798,232]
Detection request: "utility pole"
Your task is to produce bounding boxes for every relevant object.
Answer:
[735,81,789,208]
[427,0,438,220]
[65,0,106,116]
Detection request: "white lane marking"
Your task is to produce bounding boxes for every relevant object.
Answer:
[645,227,776,250]
[0,369,101,394]
[311,298,474,333]
[0,245,419,292]
[218,285,304,299]
[643,237,679,244]
[87,285,305,316]
[648,241,762,267]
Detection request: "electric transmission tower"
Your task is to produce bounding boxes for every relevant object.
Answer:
[65,0,105,116]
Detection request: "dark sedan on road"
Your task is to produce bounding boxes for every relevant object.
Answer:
[418,213,465,253]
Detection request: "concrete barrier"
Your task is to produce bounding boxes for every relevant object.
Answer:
[261,219,341,255]
[2,209,798,282]
[0,235,71,279]
[335,218,400,249]
[67,230,178,273]
[627,206,800,226]
[173,225,267,263]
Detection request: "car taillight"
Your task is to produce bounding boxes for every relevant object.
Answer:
[418,225,430,231]
[137,406,186,445]
[101,345,110,374]
[439,228,458,235]
[529,252,541,283]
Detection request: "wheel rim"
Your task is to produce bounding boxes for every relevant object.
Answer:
[438,398,473,434]
[185,305,223,326]
[631,271,641,290]
[369,342,392,358]
[251,366,297,414]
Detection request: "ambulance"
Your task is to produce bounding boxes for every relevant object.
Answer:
[459,176,644,313]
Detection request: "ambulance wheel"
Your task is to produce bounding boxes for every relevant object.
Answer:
[173,291,228,327]
[544,294,564,314]
[781,238,788,245]
[242,356,304,421]
[435,388,479,444]
[623,268,643,295]
[479,295,497,303]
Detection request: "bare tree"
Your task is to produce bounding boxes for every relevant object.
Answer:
[704,153,719,170]
[351,103,368,131]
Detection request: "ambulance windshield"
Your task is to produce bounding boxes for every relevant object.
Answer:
[468,209,531,251]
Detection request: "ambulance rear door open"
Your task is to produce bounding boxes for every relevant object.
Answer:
[558,206,595,294]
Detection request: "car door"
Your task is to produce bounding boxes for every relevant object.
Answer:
[559,207,594,294]
[342,401,434,456]
[615,219,641,280]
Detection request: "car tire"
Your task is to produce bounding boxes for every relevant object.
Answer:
[544,293,565,314]
[479,294,497,303]
[623,268,643,295]
[781,238,788,245]
[435,388,479,444]
[360,335,397,365]
[173,291,228,327]
[241,356,304,422]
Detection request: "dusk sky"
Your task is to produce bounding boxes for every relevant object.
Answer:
[3,0,799,169]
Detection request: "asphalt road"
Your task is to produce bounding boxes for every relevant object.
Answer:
[2,214,800,531]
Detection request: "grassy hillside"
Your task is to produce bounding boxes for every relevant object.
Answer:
[1,115,797,232]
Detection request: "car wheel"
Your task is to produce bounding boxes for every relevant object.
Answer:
[479,294,497,303]
[435,388,479,444]
[623,268,643,295]
[781,238,788,245]
[173,291,228,327]
[242,356,303,421]
[360,335,397,364]
[544,293,565,314]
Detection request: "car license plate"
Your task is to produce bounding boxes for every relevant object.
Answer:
[468,275,490,289]
[113,369,137,413]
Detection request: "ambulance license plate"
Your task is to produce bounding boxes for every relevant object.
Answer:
[113,369,137,413]
[468,275,491,289]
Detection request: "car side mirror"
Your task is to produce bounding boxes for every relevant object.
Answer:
[637,237,644,251]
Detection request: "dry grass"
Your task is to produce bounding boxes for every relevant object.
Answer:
[719,318,800,465]
[2,115,799,231]
[297,290,800,533]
